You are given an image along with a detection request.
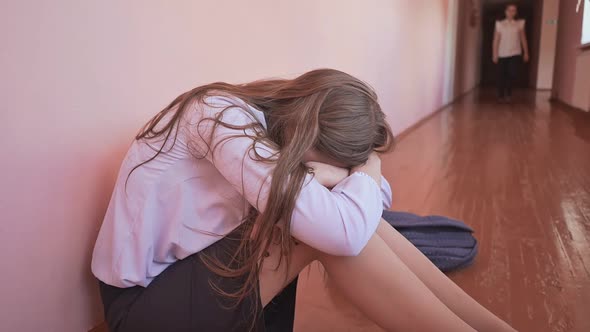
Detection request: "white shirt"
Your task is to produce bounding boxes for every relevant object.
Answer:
[91,95,392,288]
[496,19,525,58]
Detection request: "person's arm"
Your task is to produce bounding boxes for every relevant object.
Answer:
[493,21,501,64]
[305,161,349,189]
[352,152,381,187]
[191,96,383,256]
[307,161,392,209]
[520,20,529,62]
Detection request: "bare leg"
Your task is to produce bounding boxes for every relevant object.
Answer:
[316,232,474,331]
[376,219,517,332]
[259,240,316,306]
[259,233,475,331]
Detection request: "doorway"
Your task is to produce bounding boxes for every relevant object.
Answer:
[480,0,537,88]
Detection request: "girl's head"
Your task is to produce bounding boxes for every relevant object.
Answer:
[134,69,394,321]
[505,3,518,20]
[252,69,392,168]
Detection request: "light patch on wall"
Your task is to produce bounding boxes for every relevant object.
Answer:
[581,0,590,45]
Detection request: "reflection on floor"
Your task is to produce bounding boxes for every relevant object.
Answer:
[294,89,590,332]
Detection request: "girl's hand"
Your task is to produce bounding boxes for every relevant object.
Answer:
[351,152,382,186]
[306,162,349,189]
[523,53,529,63]
[493,55,499,64]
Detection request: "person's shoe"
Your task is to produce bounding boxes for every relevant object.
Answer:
[505,96,512,103]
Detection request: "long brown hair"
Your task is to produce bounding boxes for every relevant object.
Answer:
[131,68,394,323]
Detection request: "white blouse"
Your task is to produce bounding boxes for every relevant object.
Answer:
[91,95,392,288]
[496,19,525,58]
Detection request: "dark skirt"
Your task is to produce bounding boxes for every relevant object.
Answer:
[98,232,297,332]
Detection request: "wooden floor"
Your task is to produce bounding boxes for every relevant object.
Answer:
[295,89,590,332]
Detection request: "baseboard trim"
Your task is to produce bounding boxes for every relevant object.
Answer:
[395,86,476,142]
[550,97,589,113]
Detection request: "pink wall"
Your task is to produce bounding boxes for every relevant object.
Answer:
[0,1,470,331]
[552,0,590,110]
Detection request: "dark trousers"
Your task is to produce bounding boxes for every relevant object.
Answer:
[497,55,521,98]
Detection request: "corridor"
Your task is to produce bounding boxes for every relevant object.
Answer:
[296,89,590,332]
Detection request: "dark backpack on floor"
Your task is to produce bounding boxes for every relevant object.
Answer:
[381,210,478,272]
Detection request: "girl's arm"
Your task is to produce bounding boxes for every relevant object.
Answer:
[190,96,383,256]
[305,161,349,189]
[520,20,529,62]
[306,161,392,209]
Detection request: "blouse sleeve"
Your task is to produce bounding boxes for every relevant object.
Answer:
[519,19,526,30]
[188,96,383,256]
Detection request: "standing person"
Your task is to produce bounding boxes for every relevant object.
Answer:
[92,69,517,332]
[493,3,530,102]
